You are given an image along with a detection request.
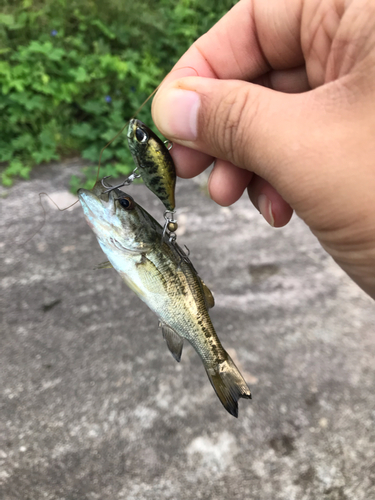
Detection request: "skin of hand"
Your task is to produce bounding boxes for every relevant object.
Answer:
[151,0,375,299]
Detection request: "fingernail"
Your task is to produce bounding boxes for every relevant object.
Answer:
[258,194,275,227]
[153,89,200,141]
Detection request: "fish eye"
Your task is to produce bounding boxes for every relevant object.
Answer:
[118,196,135,210]
[135,127,148,143]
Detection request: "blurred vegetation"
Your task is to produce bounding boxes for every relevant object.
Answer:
[0,0,237,188]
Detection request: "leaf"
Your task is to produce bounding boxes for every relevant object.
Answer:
[31,149,59,164]
[81,100,107,116]
[9,79,25,92]
[90,19,116,39]
[114,147,130,159]
[39,128,57,148]
[0,146,14,162]
[0,62,11,77]
[4,158,29,178]
[69,66,90,83]
[0,14,15,27]
[113,163,134,176]
[81,145,99,162]
[1,173,13,187]
[71,123,98,141]
[11,133,34,152]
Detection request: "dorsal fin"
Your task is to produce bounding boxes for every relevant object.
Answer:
[200,279,215,309]
[159,322,184,362]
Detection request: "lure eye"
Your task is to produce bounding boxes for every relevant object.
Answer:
[135,127,148,143]
[118,196,135,210]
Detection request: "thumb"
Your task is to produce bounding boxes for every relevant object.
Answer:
[152,76,311,205]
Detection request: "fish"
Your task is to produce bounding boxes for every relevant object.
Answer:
[78,180,251,417]
[127,119,176,212]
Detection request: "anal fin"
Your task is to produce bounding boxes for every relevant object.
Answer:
[159,322,184,362]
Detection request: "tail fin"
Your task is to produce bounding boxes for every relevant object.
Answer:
[205,351,252,418]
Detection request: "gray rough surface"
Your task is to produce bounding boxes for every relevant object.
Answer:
[1,161,375,500]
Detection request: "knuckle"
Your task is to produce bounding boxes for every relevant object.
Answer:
[208,85,261,166]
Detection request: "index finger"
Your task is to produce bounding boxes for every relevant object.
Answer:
[165,0,304,85]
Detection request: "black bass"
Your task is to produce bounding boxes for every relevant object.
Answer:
[127,119,176,212]
[78,180,251,417]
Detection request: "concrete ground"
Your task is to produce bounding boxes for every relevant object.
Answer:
[1,161,375,500]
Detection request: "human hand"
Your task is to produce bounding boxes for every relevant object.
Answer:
[152,0,375,299]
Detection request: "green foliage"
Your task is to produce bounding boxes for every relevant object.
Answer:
[0,0,237,187]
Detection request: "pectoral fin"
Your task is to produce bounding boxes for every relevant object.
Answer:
[159,322,184,362]
[200,279,215,309]
[94,260,113,270]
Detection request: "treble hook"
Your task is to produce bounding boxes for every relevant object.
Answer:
[102,169,142,194]
[101,176,112,189]
[173,240,195,270]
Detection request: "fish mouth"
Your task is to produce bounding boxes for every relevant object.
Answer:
[78,180,144,253]
[77,179,111,201]
[77,188,99,203]
[77,181,116,222]
[78,189,99,215]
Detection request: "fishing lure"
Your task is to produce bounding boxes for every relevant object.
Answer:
[121,119,176,210]
[103,119,179,241]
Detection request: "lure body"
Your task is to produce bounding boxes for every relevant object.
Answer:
[127,119,176,211]
[78,180,251,417]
